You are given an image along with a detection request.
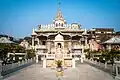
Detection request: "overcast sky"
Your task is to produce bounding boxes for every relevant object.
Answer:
[0,0,120,38]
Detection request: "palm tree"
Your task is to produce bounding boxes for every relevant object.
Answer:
[56,60,62,68]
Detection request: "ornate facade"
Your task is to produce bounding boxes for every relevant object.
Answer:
[31,4,89,68]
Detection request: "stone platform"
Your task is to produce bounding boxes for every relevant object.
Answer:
[3,63,114,80]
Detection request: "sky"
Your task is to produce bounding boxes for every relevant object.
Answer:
[0,0,120,38]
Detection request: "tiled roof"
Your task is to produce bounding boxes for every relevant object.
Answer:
[0,37,14,43]
[103,36,120,44]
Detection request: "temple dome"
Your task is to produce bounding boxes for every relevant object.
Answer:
[55,34,64,41]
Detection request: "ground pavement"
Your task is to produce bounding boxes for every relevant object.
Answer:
[3,62,114,80]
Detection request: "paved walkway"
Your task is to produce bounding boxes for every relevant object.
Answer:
[3,63,114,80]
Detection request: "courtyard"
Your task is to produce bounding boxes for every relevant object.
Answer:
[3,62,114,80]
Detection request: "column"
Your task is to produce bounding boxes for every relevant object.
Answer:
[47,39,51,53]
[108,44,111,51]
[72,58,75,68]
[32,37,34,49]
[37,38,40,45]
[36,54,38,63]
[69,40,71,52]
[105,62,107,68]
[0,60,3,79]
[43,59,46,68]
[81,45,84,63]
[81,55,83,63]
[85,36,87,47]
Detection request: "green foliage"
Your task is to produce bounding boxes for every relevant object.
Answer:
[84,49,90,53]
[0,43,26,61]
[56,60,62,67]
[26,49,35,59]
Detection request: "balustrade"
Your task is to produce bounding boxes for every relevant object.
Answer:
[1,59,35,77]
[46,54,55,59]
[63,54,72,59]
[72,45,83,49]
[35,45,47,49]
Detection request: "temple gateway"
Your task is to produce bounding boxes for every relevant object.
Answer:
[31,4,89,68]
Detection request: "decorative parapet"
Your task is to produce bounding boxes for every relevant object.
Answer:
[63,54,72,59]
[36,24,84,31]
[72,53,81,55]
[35,45,47,49]
[46,54,55,59]
[72,45,83,49]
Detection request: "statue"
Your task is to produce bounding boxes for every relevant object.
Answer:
[55,43,63,59]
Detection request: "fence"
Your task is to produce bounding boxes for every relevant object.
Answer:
[84,59,116,76]
[0,58,35,77]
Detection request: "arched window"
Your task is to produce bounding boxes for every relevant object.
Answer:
[61,23,63,27]
[56,23,58,27]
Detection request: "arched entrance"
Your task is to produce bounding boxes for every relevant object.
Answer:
[57,43,62,48]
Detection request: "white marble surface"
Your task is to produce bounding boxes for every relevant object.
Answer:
[3,63,114,80]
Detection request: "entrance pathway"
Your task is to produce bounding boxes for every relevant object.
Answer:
[3,63,114,80]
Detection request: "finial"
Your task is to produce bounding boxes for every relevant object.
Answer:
[55,0,64,20]
[58,1,61,9]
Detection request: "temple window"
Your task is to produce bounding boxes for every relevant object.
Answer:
[59,23,60,26]
[42,41,46,45]
[56,23,58,27]
[61,23,63,27]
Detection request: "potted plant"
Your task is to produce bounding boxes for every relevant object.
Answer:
[56,60,62,68]
[55,60,63,77]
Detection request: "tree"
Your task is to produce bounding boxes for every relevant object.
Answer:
[26,49,35,59]
[56,60,62,67]
[84,49,91,59]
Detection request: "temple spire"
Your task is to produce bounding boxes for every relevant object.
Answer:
[55,2,64,21]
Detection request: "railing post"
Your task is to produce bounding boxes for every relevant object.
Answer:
[36,55,38,63]
[116,65,118,76]
[72,58,75,68]
[105,62,107,68]
[113,64,115,74]
[0,60,3,79]
[43,59,46,68]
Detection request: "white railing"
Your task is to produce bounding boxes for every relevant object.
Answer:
[72,53,81,55]
[63,54,72,59]
[115,61,120,64]
[72,45,83,49]
[2,58,35,72]
[7,53,26,57]
[37,52,46,55]
[45,54,72,59]
[35,45,47,49]
[46,54,55,59]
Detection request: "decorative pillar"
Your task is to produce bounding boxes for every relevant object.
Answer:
[36,54,38,63]
[37,38,40,45]
[72,58,75,68]
[32,37,34,48]
[105,62,107,68]
[108,44,111,51]
[68,40,72,52]
[81,45,84,63]
[43,59,46,68]
[81,55,83,63]
[0,60,3,79]
[47,39,51,53]
[85,36,87,47]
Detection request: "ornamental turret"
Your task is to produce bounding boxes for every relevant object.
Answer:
[53,3,66,28]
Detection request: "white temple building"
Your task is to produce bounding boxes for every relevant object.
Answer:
[31,4,89,68]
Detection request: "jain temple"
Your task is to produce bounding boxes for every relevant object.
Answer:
[31,4,90,68]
